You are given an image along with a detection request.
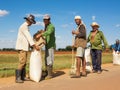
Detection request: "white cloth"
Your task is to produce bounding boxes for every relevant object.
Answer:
[16,22,35,51]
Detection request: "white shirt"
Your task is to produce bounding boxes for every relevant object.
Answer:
[15,22,35,51]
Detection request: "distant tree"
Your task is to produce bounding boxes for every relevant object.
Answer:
[58,48,66,51]
[109,45,113,51]
[2,48,15,51]
[65,45,72,51]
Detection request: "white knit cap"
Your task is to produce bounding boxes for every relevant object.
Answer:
[74,15,81,20]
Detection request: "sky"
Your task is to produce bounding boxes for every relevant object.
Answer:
[0,0,120,49]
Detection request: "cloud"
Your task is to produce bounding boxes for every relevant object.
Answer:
[56,36,61,39]
[9,30,16,33]
[26,13,50,18]
[92,16,96,21]
[32,14,44,18]
[0,39,15,49]
[0,10,9,17]
[34,21,44,27]
[116,24,120,28]
[61,24,69,28]
[56,39,71,49]
[61,22,75,29]
[69,11,78,15]
[26,13,44,18]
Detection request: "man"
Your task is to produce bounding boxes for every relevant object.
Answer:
[37,14,56,79]
[87,22,109,74]
[15,14,39,83]
[112,39,120,54]
[71,15,87,78]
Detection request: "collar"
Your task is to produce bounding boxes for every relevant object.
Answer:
[91,29,99,32]
[24,22,29,26]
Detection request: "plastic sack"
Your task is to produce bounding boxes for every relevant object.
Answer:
[85,48,92,72]
[113,51,120,65]
[29,50,42,82]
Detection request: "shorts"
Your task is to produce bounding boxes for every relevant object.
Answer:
[76,47,85,57]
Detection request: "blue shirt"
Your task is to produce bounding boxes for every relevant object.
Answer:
[112,44,120,52]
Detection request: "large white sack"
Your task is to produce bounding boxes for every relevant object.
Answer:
[85,48,92,72]
[113,51,120,65]
[30,50,42,82]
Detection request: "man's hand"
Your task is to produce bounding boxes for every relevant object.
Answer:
[116,51,120,54]
[35,45,40,51]
[72,30,79,35]
[72,45,75,49]
[39,30,45,33]
[33,45,40,51]
[105,48,109,52]
[36,33,42,39]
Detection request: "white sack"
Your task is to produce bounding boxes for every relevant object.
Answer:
[113,51,120,65]
[29,50,42,82]
[85,48,92,72]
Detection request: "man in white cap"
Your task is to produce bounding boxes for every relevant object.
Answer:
[71,15,87,78]
[112,39,120,54]
[15,14,39,83]
[36,14,56,80]
[87,22,109,74]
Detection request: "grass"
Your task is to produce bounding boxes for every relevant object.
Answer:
[0,52,113,78]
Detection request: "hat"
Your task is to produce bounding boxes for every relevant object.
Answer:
[43,14,50,20]
[24,14,36,24]
[74,15,81,20]
[91,22,99,28]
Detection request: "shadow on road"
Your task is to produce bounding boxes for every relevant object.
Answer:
[102,69,109,72]
[40,70,65,81]
[53,71,65,78]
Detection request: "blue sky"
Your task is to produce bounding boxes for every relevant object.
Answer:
[0,0,120,49]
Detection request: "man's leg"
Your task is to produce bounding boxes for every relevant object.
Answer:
[82,57,87,76]
[90,49,97,72]
[96,50,102,74]
[71,47,84,78]
[45,48,54,80]
[16,50,27,83]
[44,48,48,76]
[21,67,29,81]
[76,57,81,76]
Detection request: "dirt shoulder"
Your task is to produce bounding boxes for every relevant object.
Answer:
[0,63,120,90]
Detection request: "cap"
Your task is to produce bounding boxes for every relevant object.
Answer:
[74,15,81,20]
[43,14,50,20]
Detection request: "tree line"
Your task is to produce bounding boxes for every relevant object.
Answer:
[58,45,113,51]
[0,48,16,51]
[0,45,113,51]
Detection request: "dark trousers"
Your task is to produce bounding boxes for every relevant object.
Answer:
[90,49,102,71]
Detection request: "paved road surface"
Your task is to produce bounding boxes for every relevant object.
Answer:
[0,64,120,90]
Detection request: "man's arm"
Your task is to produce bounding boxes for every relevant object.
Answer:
[22,29,35,46]
[22,29,39,50]
[87,33,91,43]
[101,31,109,49]
[42,26,55,37]
[76,25,86,38]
